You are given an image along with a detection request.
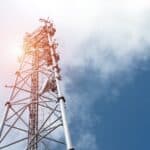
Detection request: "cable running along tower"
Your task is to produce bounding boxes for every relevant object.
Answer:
[0,19,74,150]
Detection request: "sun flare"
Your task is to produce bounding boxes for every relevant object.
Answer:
[10,43,23,58]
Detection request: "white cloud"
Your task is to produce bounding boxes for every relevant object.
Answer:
[76,133,98,150]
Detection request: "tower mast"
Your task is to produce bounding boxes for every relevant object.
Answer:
[0,18,74,150]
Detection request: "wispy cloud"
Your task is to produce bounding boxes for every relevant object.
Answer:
[76,133,98,150]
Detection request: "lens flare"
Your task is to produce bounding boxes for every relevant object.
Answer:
[10,43,23,58]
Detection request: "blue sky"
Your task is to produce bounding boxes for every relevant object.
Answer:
[0,0,150,150]
[98,64,150,150]
[64,60,150,150]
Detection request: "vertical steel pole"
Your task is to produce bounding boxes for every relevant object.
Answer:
[0,107,9,138]
[48,34,74,150]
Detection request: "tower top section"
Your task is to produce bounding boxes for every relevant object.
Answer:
[23,18,59,67]
[23,18,57,54]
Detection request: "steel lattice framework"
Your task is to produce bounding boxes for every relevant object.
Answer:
[0,19,74,150]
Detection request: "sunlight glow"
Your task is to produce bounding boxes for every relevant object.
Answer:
[9,43,23,59]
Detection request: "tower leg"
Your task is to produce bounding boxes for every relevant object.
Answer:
[59,98,74,150]
[50,46,74,149]
[28,50,39,150]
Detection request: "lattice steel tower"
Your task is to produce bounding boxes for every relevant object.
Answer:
[0,19,74,150]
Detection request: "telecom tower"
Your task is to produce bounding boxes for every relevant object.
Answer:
[0,19,74,150]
